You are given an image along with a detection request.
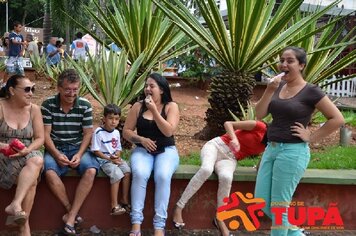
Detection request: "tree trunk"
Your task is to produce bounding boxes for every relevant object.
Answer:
[95,0,106,55]
[65,0,70,53]
[194,72,256,140]
[43,0,52,47]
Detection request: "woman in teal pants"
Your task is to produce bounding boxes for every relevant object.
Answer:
[254,46,344,236]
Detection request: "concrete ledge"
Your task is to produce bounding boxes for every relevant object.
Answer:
[1,165,356,231]
[176,165,356,185]
[69,165,356,185]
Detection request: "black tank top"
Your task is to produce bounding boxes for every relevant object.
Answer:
[136,102,175,151]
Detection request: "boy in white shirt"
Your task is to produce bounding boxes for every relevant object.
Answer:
[91,104,131,215]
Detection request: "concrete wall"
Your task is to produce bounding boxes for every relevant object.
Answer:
[1,167,355,233]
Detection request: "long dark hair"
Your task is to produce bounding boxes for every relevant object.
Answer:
[0,74,26,98]
[147,73,173,104]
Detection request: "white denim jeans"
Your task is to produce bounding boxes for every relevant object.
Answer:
[177,137,237,209]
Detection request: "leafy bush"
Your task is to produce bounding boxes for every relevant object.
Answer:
[313,110,356,127]
[173,47,221,82]
[73,49,148,114]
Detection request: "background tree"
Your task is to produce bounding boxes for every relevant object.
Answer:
[42,0,51,45]
[50,0,88,50]
[155,0,344,139]
[0,0,45,33]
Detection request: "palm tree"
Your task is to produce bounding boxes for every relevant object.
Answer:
[154,0,343,139]
[262,10,356,86]
[50,0,88,50]
[294,13,356,85]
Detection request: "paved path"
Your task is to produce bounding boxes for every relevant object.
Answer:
[2,229,355,235]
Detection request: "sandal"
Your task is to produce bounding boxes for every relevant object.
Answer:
[111,204,126,215]
[121,203,131,213]
[74,215,83,225]
[173,220,185,230]
[129,230,141,236]
[5,211,27,226]
[63,223,76,235]
[62,214,83,226]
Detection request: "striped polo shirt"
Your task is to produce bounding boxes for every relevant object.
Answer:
[41,94,93,146]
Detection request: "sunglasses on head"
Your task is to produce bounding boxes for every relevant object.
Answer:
[16,85,35,93]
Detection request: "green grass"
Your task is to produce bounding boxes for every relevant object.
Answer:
[179,152,202,165]
[179,151,262,167]
[313,110,356,127]
[180,146,356,169]
[309,146,356,169]
[238,155,261,167]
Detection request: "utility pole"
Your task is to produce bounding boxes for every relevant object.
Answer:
[0,0,8,32]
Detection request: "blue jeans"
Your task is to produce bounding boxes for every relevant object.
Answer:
[255,142,310,236]
[44,145,99,176]
[130,146,179,229]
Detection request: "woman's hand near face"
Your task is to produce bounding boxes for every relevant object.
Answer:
[256,76,282,120]
[266,75,282,92]
[145,95,158,113]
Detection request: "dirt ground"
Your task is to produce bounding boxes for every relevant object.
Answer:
[25,72,356,157]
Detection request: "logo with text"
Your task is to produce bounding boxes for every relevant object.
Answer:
[217,192,344,231]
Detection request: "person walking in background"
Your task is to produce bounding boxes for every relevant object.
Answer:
[6,22,27,80]
[55,38,67,59]
[254,46,344,236]
[37,42,44,57]
[41,69,99,235]
[91,104,131,216]
[70,32,89,61]
[173,120,267,236]
[0,37,5,55]
[1,32,10,57]
[0,74,44,236]
[25,34,39,58]
[123,73,180,236]
[46,37,61,66]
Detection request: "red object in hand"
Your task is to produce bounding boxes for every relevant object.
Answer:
[0,145,17,156]
[0,139,25,157]
[9,139,26,150]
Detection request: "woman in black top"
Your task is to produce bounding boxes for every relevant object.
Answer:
[255,46,344,236]
[123,73,180,236]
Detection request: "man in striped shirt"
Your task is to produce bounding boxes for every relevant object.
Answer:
[41,69,99,235]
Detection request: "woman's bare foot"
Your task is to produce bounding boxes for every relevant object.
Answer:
[154,229,164,236]
[129,224,141,236]
[5,202,22,215]
[173,206,184,223]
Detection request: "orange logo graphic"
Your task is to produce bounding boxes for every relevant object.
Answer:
[216,192,265,231]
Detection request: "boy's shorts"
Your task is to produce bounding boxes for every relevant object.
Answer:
[101,161,131,184]
[6,57,25,75]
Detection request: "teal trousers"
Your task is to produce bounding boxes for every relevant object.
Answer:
[255,142,310,236]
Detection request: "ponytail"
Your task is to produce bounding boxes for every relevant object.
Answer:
[0,86,7,98]
[0,74,26,98]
